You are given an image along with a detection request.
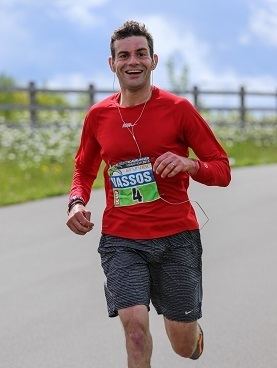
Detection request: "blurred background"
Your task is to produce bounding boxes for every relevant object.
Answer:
[1,2,277,368]
[0,0,277,205]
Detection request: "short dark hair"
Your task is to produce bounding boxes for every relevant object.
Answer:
[110,20,154,59]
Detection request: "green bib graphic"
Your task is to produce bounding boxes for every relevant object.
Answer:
[108,157,160,207]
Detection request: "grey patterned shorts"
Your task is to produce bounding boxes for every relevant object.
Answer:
[98,230,203,322]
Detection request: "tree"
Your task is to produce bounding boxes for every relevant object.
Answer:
[0,74,69,125]
[165,52,189,94]
[0,74,28,123]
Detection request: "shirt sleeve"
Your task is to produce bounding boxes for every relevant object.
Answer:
[181,99,231,187]
[69,111,102,204]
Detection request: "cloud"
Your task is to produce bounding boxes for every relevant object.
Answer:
[53,0,109,27]
[240,0,277,46]
[133,15,211,87]
[46,73,91,88]
[0,0,109,38]
[1,3,276,94]
[46,69,113,88]
[128,14,276,90]
[0,2,31,69]
[195,68,277,91]
[46,71,117,103]
[0,0,109,78]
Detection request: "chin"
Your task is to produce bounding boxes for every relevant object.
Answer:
[125,81,147,91]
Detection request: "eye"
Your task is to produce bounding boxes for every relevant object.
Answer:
[118,53,128,59]
[138,51,147,57]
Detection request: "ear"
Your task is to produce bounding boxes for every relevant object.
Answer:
[108,56,116,73]
[151,54,158,70]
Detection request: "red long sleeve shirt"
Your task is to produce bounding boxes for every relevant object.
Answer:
[69,87,231,239]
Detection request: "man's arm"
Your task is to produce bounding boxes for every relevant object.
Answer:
[153,100,231,186]
[67,113,102,235]
[181,100,231,187]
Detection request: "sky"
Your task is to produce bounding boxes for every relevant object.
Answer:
[0,0,277,92]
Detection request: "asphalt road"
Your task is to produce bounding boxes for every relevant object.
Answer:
[0,165,276,368]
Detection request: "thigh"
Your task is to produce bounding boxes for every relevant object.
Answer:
[98,234,151,317]
[150,230,203,322]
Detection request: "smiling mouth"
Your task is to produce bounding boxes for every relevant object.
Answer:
[125,70,143,75]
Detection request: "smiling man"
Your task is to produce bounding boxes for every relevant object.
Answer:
[66,20,231,368]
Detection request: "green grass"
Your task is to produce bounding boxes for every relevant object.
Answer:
[0,157,104,206]
[224,140,277,166]
[0,140,277,207]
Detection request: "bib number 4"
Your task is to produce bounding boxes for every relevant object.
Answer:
[132,187,143,203]
[110,157,160,207]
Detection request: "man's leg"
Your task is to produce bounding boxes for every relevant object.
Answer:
[149,230,203,359]
[119,305,152,368]
[164,318,203,359]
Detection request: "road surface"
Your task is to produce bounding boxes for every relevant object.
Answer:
[0,164,276,368]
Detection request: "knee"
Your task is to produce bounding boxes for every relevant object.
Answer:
[120,306,149,352]
[126,328,146,351]
[123,317,148,347]
[164,319,202,359]
[171,342,196,358]
[123,321,150,361]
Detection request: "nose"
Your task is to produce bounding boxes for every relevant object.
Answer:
[128,53,139,65]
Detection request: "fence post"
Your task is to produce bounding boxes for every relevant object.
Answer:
[275,89,277,123]
[88,84,95,106]
[239,85,246,129]
[193,85,199,109]
[29,81,37,127]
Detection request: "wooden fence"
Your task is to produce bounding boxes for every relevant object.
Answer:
[0,81,276,128]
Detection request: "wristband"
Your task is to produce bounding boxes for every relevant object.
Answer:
[67,196,85,214]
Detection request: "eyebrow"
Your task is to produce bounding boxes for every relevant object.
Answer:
[117,47,148,55]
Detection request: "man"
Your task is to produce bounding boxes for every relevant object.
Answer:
[67,20,231,367]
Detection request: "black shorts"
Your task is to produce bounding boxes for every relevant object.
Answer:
[98,230,203,322]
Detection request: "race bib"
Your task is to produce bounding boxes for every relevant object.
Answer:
[108,157,160,207]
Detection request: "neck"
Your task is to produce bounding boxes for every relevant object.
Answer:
[119,85,152,107]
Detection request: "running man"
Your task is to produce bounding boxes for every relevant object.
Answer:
[66,20,231,368]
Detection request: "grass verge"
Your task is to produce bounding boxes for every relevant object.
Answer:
[0,157,104,206]
[1,140,277,206]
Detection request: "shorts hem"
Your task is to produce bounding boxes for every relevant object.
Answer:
[107,303,150,318]
[156,310,202,322]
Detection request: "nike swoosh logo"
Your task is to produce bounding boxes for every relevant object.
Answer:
[185,309,194,315]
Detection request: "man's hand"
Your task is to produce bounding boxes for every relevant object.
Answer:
[153,152,199,178]
[66,203,94,235]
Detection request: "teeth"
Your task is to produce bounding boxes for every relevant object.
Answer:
[126,70,142,74]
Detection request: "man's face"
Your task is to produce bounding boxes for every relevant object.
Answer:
[109,36,157,91]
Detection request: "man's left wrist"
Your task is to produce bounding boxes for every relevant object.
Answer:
[188,159,199,176]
